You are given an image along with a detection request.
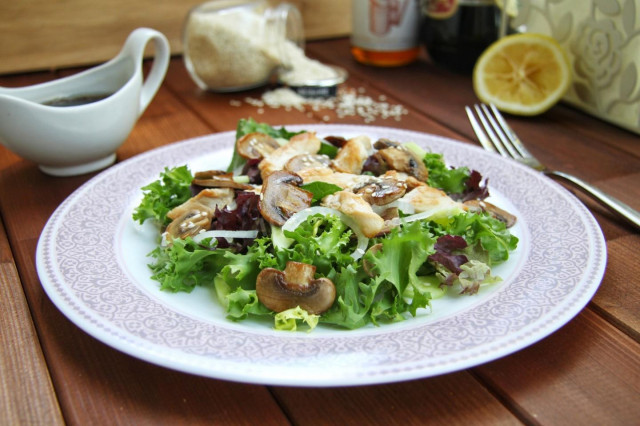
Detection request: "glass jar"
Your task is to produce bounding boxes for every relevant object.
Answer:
[420,0,499,73]
[183,0,304,92]
[351,0,422,67]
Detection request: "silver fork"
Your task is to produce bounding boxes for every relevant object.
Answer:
[466,103,640,231]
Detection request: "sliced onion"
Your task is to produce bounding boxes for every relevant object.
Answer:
[371,198,415,216]
[279,206,370,260]
[193,229,259,243]
[401,204,465,224]
[401,211,436,224]
[282,206,342,233]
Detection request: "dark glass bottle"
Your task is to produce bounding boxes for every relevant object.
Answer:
[421,0,499,73]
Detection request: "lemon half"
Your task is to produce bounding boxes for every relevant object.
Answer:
[473,33,572,116]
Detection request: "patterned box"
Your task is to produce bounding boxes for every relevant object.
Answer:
[512,0,640,134]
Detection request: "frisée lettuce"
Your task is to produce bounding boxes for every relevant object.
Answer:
[135,119,519,332]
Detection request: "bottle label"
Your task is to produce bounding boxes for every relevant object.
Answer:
[352,0,421,51]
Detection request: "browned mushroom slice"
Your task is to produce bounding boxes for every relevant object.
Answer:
[256,261,336,314]
[192,170,254,190]
[381,170,427,190]
[373,139,429,182]
[353,178,407,206]
[165,209,213,240]
[258,170,313,226]
[379,207,399,221]
[167,188,234,221]
[284,154,331,173]
[323,135,347,148]
[259,132,322,179]
[235,132,281,160]
[464,200,517,228]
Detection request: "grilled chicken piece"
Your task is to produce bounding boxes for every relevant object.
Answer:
[381,170,427,190]
[258,132,321,178]
[331,135,372,174]
[400,186,463,216]
[322,191,385,238]
[297,167,373,190]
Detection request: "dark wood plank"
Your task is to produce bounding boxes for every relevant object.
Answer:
[474,309,640,425]
[272,372,522,425]
[591,234,640,341]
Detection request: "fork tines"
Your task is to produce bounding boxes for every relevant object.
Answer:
[465,103,531,160]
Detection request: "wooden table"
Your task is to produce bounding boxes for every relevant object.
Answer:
[1,38,639,425]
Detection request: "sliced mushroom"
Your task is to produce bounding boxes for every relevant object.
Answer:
[373,138,403,150]
[464,200,517,228]
[235,132,280,160]
[258,170,313,226]
[256,261,336,314]
[323,135,347,148]
[192,170,254,190]
[258,132,322,178]
[353,178,407,206]
[374,138,429,182]
[284,154,331,173]
[361,152,389,176]
[165,209,213,240]
[381,170,427,190]
[167,188,234,221]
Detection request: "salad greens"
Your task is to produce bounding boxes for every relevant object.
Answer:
[135,119,518,332]
[133,165,193,226]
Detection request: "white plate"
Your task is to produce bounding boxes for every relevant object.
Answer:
[36,125,606,386]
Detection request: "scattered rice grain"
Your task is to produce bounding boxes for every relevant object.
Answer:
[234,86,407,123]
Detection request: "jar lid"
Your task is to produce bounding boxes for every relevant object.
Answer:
[277,65,348,98]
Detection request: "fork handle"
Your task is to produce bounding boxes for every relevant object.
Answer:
[545,170,640,231]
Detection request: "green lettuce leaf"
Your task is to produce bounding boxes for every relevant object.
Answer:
[449,212,519,264]
[147,237,224,292]
[132,165,193,226]
[300,181,342,204]
[274,307,320,332]
[423,152,470,194]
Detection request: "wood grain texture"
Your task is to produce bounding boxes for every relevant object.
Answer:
[0,0,351,74]
[591,234,640,341]
[0,80,291,426]
[272,373,522,425]
[1,39,639,424]
[0,220,64,425]
[474,309,640,425]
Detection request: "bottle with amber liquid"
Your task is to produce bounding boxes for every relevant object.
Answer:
[351,0,421,67]
[421,0,499,73]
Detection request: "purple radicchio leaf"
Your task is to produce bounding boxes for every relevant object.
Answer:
[428,235,469,274]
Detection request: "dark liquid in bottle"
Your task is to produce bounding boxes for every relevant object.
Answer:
[42,93,112,107]
[422,4,499,73]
